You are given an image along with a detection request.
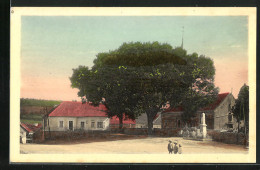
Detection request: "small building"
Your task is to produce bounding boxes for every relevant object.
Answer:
[44,101,135,131]
[135,113,162,129]
[162,93,239,130]
[109,115,136,128]
[20,123,42,144]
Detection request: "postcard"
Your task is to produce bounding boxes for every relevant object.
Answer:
[10,7,256,163]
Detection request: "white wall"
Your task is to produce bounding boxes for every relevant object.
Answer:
[20,127,27,144]
[48,116,110,131]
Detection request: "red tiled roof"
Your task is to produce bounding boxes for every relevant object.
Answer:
[20,123,42,133]
[164,92,230,113]
[49,101,108,117]
[110,114,136,125]
[48,101,136,124]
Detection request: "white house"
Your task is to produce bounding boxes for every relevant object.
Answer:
[45,101,110,131]
[20,122,42,143]
[45,101,135,131]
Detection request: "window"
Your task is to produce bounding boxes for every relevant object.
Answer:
[91,121,95,128]
[69,121,73,130]
[97,122,103,128]
[59,121,63,128]
[81,122,85,129]
[228,113,233,122]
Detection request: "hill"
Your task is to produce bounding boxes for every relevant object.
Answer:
[20,98,62,124]
[20,98,62,107]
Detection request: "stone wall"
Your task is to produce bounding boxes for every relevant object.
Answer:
[123,128,180,136]
[41,128,180,140]
[42,130,112,141]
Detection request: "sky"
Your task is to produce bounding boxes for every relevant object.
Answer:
[21,16,248,101]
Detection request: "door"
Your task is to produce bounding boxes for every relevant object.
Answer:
[69,121,73,130]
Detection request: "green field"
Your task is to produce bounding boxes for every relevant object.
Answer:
[20,113,43,124]
[20,98,62,107]
[20,98,62,124]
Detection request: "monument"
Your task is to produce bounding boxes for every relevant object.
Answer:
[200,112,207,138]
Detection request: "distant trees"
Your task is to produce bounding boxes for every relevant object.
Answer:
[20,98,62,107]
[70,41,218,134]
[232,84,249,134]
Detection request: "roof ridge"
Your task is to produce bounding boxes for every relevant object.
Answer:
[163,92,231,113]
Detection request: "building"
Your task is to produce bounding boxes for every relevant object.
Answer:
[162,93,239,130]
[135,113,162,128]
[109,114,136,128]
[44,101,135,131]
[20,123,42,143]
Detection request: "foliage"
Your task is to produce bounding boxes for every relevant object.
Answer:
[70,65,142,129]
[20,98,62,107]
[70,41,218,133]
[178,52,218,124]
[232,84,249,134]
[93,42,186,68]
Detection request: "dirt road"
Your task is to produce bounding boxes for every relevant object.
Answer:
[20,137,248,154]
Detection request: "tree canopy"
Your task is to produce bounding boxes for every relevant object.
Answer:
[232,84,249,134]
[70,41,218,133]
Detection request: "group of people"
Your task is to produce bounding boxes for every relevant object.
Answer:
[168,140,182,154]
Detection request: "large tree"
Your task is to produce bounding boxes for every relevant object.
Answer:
[232,84,249,134]
[71,41,218,134]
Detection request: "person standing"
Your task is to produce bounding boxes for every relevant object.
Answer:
[178,144,182,154]
[168,140,173,154]
[173,141,179,154]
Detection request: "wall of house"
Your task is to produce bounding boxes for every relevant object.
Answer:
[162,112,185,129]
[214,94,236,130]
[47,117,109,131]
[135,124,147,128]
[20,127,27,144]
[153,125,161,129]
[162,111,214,129]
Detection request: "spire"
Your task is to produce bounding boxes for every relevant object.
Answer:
[181,26,184,49]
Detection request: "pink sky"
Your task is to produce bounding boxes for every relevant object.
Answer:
[20,16,248,101]
[21,58,248,101]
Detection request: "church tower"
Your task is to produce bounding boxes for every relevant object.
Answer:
[181,26,184,49]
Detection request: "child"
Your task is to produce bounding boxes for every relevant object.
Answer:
[173,141,179,154]
[168,140,173,154]
[178,144,182,154]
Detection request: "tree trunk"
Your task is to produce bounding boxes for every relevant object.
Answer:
[147,115,154,136]
[237,120,240,144]
[119,115,123,131]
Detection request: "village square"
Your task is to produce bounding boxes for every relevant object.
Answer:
[18,15,250,155]
[20,42,249,154]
